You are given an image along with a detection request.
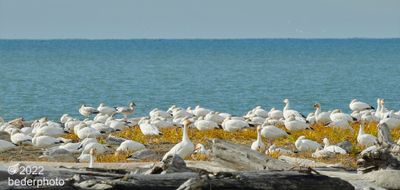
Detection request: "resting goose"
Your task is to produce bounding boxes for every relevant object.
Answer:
[251,126,266,152]
[349,99,374,112]
[138,118,162,135]
[284,115,311,131]
[322,138,347,154]
[10,129,32,145]
[330,109,354,122]
[268,108,284,120]
[327,120,353,131]
[79,105,99,118]
[266,144,293,155]
[0,139,16,152]
[221,117,249,132]
[32,134,63,147]
[204,112,225,124]
[162,119,194,160]
[357,121,377,147]
[194,144,209,155]
[194,116,219,131]
[97,103,117,116]
[116,140,146,153]
[295,136,321,152]
[192,105,211,117]
[76,126,101,139]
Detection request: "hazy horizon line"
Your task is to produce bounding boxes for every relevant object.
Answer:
[1,37,399,41]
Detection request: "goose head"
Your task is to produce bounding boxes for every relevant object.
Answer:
[297,135,306,140]
[129,102,136,107]
[195,143,205,152]
[283,99,289,104]
[323,138,330,146]
[313,103,320,109]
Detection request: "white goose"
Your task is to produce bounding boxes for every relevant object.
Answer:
[194,144,209,155]
[138,118,162,135]
[10,129,32,145]
[330,109,354,122]
[162,119,194,160]
[221,117,249,132]
[0,139,16,152]
[194,116,219,131]
[313,103,331,125]
[284,115,311,131]
[32,134,63,147]
[76,126,101,139]
[327,120,353,131]
[295,136,321,152]
[116,140,146,153]
[283,99,306,121]
[268,107,284,120]
[266,144,293,155]
[251,126,265,152]
[349,99,374,112]
[79,105,99,118]
[116,102,136,119]
[322,138,347,154]
[192,105,211,117]
[357,121,377,147]
[204,111,225,124]
[97,103,117,116]
[260,124,289,143]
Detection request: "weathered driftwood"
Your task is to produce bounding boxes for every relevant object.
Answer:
[211,139,292,171]
[357,123,400,173]
[113,171,354,190]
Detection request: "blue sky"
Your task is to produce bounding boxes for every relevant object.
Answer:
[0,0,399,39]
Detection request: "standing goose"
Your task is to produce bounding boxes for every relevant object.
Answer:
[313,103,331,125]
[162,119,194,160]
[349,99,374,112]
[283,99,306,121]
[251,126,266,152]
[357,121,377,147]
[260,124,289,143]
[116,102,136,120]
[79,105,99,118]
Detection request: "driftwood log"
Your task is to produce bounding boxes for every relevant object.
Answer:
[357,123,400,173]
[211,139,292,171]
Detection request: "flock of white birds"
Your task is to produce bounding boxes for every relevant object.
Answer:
[1,98,400,167]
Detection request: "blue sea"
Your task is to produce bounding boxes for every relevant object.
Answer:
[0,39,399,120]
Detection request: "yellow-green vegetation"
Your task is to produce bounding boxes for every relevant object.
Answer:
[62,122,400,168]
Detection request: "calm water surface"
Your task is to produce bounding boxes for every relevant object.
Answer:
[0,39,399,120]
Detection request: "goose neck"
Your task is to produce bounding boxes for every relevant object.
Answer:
[182,124,190,142]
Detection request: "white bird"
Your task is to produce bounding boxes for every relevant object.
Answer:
[327,120,353,131]
[204,112,225,124]
[116,102,136,119]
[221,117,249,132]
[97,103,117,116]
[349,99,374,112]
[266,144,293,155]
[251,126,266,152]
[313,103,331,125]
[295,136,321,152]
[268,107,284,120]
[192,105,211,117]
[89,148,96,168]
[194,116,219,131]
[322,138,347,154]
[162,119,194,160]
[79,105,99,118]
[306,113,316,126]
[0,139,16,152]
[312,148,335,158]
[284,115,311,131]
[260,124,289,143]
[81,142,108,154]
[32,135,62,147]
[283,99,306,121]
[357,121,376,147]
[253,106,269,118]
[35,125,65,137]
[116,140,146,153]
[194,144,209,155]
[330,109,354,122]
[58,142,81,153]
[10,130,32,145]
[138,119,162,135]
[77,126,101,139]
[380,117,400,129]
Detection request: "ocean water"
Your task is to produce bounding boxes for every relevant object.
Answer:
[0,39,399,120]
